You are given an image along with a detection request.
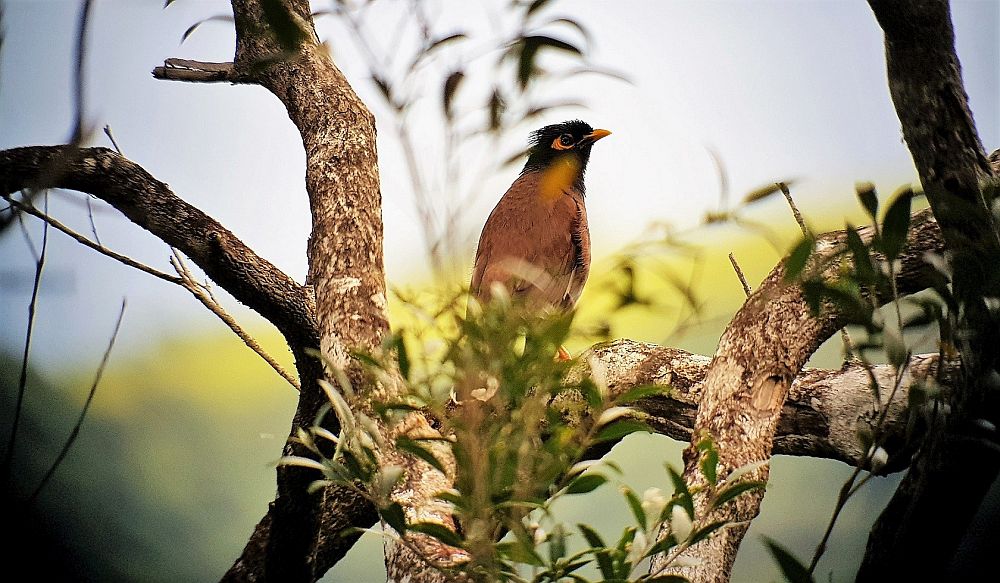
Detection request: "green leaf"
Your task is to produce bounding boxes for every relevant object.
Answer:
[392,334,411,381]
[666,465,694,518]
[711,480,766,511]
[351,350,385,370]
[579,378,604,409]
[434,489,467,509]
[615,384,670,405]
[622,487,647,530]
[426,32,467,53]
[549,524,567,564]
[689,520,727,545]
[409,522,462,548]
[783,236,814,282]
[514,35,583,89]
[577,524,614,579]
[800,280,871,324]
[700,447,719,485]
[883,326,908,369]
[526,0,554,17]
[396,437,446,474]
[879,187,914,260]
[488,87,506,131]
[566,473,608,495]
[381,502,407,535]
[763,537,815,583]
[643,534,678,559]
[595,420,650,443]
[742,181,788,205]
[547,17,593,48]
[181,15,234,44]
[497,540,545,567]
[856,182,879,221]
[845,224,876,283]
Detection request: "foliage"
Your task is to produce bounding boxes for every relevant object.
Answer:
[769,182,976,578]
[282,289,764,582]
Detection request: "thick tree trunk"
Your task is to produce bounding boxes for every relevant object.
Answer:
[220,1,389,580]
[859,2,1000,580]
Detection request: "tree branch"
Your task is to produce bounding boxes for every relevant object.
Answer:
[216,1,401,580]
[588,340,940,471]
[649,207,943,582]
[152,58,238,83]
[860,2,1000,580]
[0,145,318,349]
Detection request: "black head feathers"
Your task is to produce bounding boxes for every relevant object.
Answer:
[522,120,611,177]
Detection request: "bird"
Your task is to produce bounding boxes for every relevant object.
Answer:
[470,120,611,358]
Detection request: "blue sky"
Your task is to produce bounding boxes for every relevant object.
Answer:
[1,0,997,364]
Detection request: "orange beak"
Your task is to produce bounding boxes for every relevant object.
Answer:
[582,129,612,144]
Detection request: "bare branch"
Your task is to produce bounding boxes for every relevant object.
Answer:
[170,250,301,391]
[0,145,318,348]
[152,58,238,83]
[585,340,935,470]
[779,181,808,236]
[2,192,49,494]
[727,252,751,297]
[2,194,183,285]
[29,299,126,503]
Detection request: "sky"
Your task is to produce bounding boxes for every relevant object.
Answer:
[1,0,998,364]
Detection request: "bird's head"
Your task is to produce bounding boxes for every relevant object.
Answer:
[521,120,611,187]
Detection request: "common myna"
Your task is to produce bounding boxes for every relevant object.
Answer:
[470,120,610,354]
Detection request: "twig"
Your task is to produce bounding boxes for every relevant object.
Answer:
[70,0,94,145]
[3,192,49,493]
[152,58,237,83]
[2,194,183,285]
[807,352,912,573]
[103,125,123,155]
[728,252,751,297]
[170,250,301,391]
[28,299,127,504]
[778,181,808,236]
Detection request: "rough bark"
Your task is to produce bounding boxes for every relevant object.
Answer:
[208,1,392,581]
[588,341,943,471]
[221,2,468,581]
[859,2,1000,580]
[0,145,316,348]
[649,208,943,581]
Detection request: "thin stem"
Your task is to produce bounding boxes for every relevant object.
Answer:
[70,0,93,145]
[779,182,808,236]
[728,252,751,297]
[29,299,126,503]
[3,194,182,285]
[170,251,301,391]
[3,192,49,494]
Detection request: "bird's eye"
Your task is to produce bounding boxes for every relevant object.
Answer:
[552,133,575,150]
